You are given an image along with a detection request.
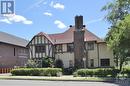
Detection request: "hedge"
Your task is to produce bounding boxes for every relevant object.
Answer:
[73,68,120,77]
[11,68,62,76]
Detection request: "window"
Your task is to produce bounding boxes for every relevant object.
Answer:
[100,59,110,66]
[67,43,74,52]
[35,45,46,53]
[37,36,41,44]
[87,42,94,50]
[14,48,15,56]
[90,59,94,67]
[69,60,73,67]
[19,49,27,54]
[55,44,62,52]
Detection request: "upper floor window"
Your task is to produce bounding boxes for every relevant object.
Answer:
[67,43,74,52]
[37,36,42,44]
[87,42,94,50]
[100,59,110,67]
[19,49,28,54]
[55,44,62,52]
[35,45,46,53]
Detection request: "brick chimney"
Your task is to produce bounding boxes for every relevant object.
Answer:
[74,15,86,68]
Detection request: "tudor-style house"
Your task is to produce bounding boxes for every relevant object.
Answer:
[27,16,114,68]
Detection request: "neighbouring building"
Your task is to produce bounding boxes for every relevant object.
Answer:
[27,16,114,68]
[0,32,29,68]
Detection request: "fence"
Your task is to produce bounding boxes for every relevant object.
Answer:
[0,68,13,74]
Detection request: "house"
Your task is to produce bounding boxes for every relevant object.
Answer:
[27,16,114,68]
[0,31,29,68]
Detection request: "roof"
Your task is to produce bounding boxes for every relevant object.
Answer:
[0,31,29,47]
[37,32,54,44]
[35,26,104,44]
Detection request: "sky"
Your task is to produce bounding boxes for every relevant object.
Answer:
[0,0,112,40]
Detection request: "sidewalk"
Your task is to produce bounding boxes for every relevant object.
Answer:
[0,73,130,86]
[0,73,116,82]
[0,73,11,76]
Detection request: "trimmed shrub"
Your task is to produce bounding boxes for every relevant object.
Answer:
[11,68,31,76]
[11,68,62,76]
[74,69,95,77]
[73,68,120,77]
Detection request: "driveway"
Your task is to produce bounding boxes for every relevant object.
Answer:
[0,80,120,86]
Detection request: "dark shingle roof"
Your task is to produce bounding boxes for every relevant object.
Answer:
[0,31,29,47]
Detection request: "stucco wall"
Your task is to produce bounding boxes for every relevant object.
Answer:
[98,43,114,67]
[87,42,98,67]
[55,42,114,68]
[55,53,74,68]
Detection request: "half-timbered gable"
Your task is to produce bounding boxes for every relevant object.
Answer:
[27,32,54,65]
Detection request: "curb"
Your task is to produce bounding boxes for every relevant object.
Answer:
[0,77,116,83]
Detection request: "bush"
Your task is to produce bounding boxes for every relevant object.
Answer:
[26,59,38,68]
[63,67,75,75]
[73,68,120,77]
[42,57,54,68]
[11,68,62,76]
[55,59,63,68]
[74,69,95,77]
[122,67,130,78]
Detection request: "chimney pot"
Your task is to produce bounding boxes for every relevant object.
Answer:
[69,25,72,27]
[83,25,86,27]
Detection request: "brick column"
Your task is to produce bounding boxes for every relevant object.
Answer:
[74,16,87,69]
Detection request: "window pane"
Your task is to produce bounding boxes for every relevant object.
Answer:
[56,44,62,52]
[87,42,94,50]
[67,43,74,52]
[100,59,110,66]
[35,45,46,53]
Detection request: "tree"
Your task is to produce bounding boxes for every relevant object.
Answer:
[106,15,130,71]
[102,0,130,71]
[101,0,130,25]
